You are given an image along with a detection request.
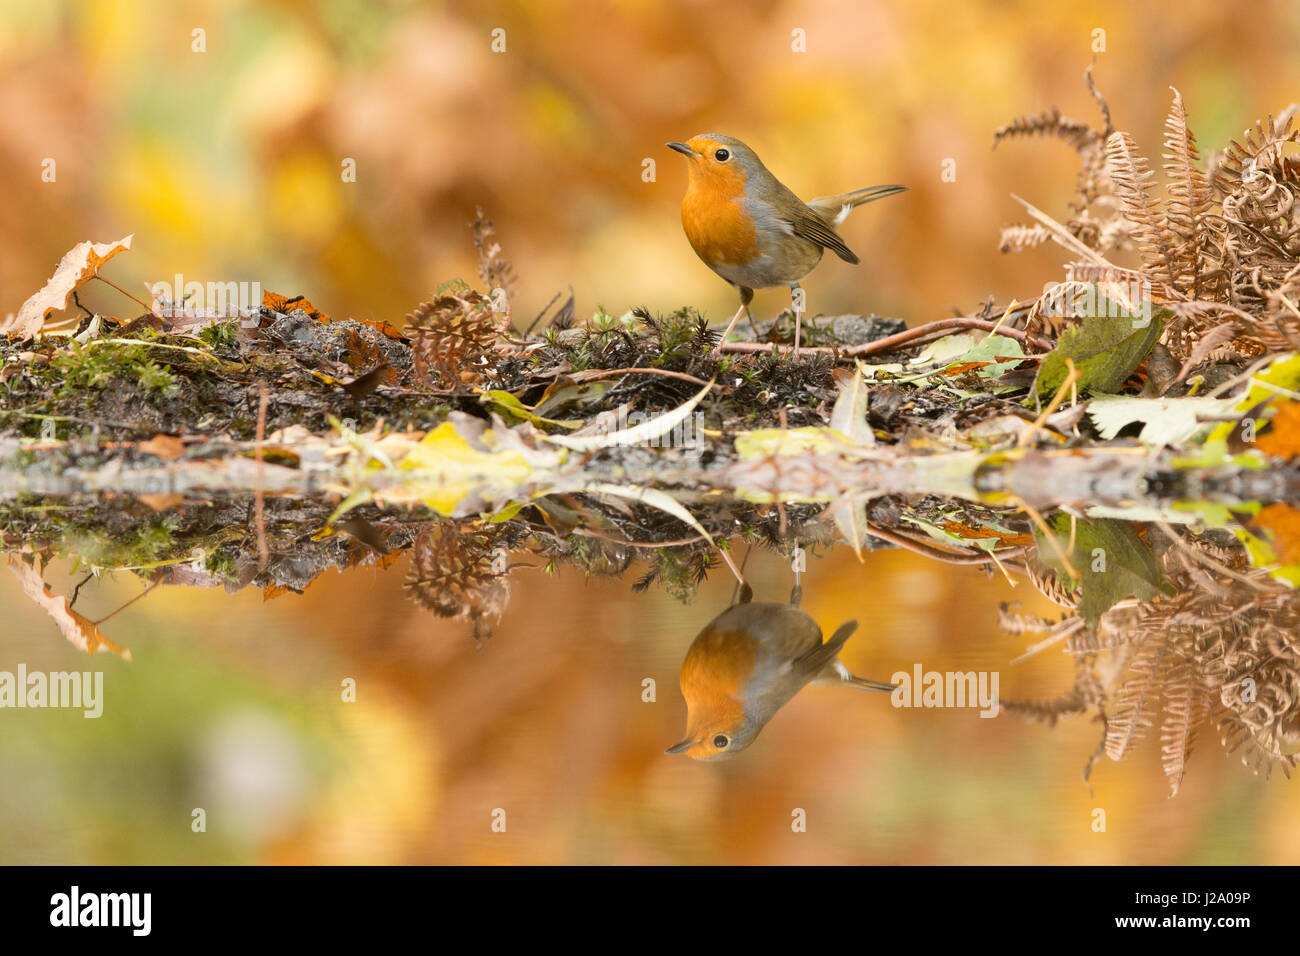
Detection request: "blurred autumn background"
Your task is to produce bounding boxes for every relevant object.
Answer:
[2,0,1299,863]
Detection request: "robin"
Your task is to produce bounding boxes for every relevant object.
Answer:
[666,579,896,761]
[667,133,906,356]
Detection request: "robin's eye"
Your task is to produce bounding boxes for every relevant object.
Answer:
[713,734,729,749]
[714,148,730,162]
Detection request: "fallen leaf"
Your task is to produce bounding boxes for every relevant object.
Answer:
[829,494,869,560]
[1034,515,1169,627]
[1251,504,1300,565]
[262,291,330,322]
[340,363,392,399]
[138,434,186,461]
[5,235,133,338]
[7,558,131,658]
[138,493,185,511]
[940,520,1033,547]
[830,364,873,445]
[545,379,714,449]
[479,389,582,429]
[358,319,407,340]
[1088,394,1234,447]
[1034,301,1165,398]
[1257,400,1300,459]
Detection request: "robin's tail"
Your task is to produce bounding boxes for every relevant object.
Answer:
[840,674,898,693]
[806,184,908,226]
[800,622,899,693]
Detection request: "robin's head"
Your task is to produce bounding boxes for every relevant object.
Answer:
[666,134,763,195]
[665,707,760,762]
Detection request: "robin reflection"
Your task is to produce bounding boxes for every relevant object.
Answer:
[667,576,896,761]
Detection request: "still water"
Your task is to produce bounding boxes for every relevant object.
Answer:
[2,530,1294,865]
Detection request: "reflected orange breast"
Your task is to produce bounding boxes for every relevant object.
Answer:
[680,627,756,731]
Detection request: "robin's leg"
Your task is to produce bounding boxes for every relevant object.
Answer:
[711,286,754,357]
[791,284,804,358]
[729,544,755,605]
[716,544,751,602]
[789,539,803,606]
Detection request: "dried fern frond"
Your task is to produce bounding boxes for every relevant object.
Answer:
[998,601,1059,635]
[1002,656,1104,728]
[406,290,502,389]
[1025,560,1079,608]
[1162,88,1216,299]
[1215,619,1300,780]
[1105,130,1183,293]
[999,223,1052,254]
[1105,631,1173,762]
[1159,655,1210,796]
[1096,216,1138,254]
[1213,110,1300,197]
[472,207,518,308]
[405,523,510,641]
[993,107,1100,153]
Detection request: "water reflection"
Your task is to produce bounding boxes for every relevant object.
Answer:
[666,578,895,761]
[3,492,1296,803]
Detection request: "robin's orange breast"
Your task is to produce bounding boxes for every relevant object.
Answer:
[680,175,760,270]
[680,626,757,729]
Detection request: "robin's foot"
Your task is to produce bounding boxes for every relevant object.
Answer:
[791,285,805,359]
[709,301,751,358]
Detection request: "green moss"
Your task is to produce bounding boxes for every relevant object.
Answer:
[65,513,182,570]
[197,319,239,350]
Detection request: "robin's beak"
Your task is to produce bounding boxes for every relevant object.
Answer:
[665,738,696,754]
[666,141,698,158]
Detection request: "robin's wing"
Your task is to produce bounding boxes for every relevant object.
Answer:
[710,603,822,662]
[787,208,860,264]
[792,620,858,677]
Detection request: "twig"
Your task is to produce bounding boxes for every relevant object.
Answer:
[1010,617,1087,665]
[92,274,154,312]
[68,571,95,609]
[523,289,562,338]
[568,367,715,388]
[94,578,160,626]
[716,316,1055,357]
[255,381,269,571]
[1018,357,1081,447]
[1019,500,1080,579]
[867,522,1028,569]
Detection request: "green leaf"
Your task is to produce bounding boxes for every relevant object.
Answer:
[1033,515,1169,628]
[478,390,581,429]
[1034,304,1165,399]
